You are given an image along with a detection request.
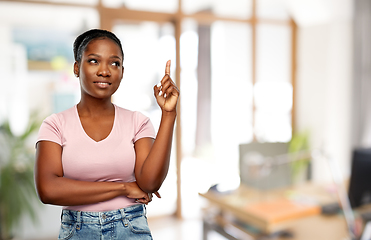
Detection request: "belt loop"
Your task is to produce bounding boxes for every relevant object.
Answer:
[76,211,81,230]
[143,204,147,215]
[119,208,125,219]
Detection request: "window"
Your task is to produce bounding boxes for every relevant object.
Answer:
[112,22,177,217]
[1,0,296,220]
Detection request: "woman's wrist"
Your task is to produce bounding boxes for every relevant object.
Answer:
[119,182,127,196]
[161,109,177,119]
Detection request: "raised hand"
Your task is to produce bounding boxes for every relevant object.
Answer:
[154,60,180,113]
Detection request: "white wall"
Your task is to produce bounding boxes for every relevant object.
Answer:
[294,0,353,182]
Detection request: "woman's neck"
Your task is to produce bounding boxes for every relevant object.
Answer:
[77,97,114,117]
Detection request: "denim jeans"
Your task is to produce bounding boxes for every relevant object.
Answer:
[58,204,152,240]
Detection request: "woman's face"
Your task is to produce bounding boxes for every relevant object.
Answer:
[75,38,124,101]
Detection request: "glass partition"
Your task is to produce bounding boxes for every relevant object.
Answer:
[255,23,292,142]
[112,22,177,217]
[180,18,199,156]
[103,0,178,13]
[27,0,98,5]
[256,24,291,83]
[182,0,252,19]
[1,0,296,232]
[0,2,99,32]
[0,2,101,238]
[0,2,99,120]
[209,21,253,188]
[257,0,290,20]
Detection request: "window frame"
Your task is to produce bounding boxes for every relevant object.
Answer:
[4,0,297,219]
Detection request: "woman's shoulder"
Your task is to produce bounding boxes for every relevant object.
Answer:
[114,104,148,118]
[114,105,151,125]
[43,105,77,125]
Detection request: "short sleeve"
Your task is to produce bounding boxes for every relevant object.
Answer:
[36,114,63,147]
[133,112,156,143]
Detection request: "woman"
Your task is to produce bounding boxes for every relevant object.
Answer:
[34,29,179,239]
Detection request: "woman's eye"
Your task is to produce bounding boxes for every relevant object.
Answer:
[112,62,120,67]
[88,59,98,64]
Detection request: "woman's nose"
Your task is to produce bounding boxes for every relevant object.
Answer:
[97,64,111,77]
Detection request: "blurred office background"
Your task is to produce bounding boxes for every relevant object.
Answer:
[0,0,365,239]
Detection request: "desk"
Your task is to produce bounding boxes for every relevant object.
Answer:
[199,183,351,240]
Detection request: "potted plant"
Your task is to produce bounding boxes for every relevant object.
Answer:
[288,130,311,184]
[0,114,40,239]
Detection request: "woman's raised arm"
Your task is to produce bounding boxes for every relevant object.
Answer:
[134,60,179,193]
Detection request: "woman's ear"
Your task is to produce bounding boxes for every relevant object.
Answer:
[73,62,79,77]
[119,66,124,83]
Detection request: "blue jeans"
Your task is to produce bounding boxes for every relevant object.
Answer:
[58,204,152,240]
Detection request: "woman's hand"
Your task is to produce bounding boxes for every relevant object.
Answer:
[154,60,180,113]
[125,181,161,205]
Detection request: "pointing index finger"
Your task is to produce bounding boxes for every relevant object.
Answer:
[165,60,171,75]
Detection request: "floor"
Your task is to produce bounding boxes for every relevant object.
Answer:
[148,216,228,240]
[14,201,229,240]
[20,217,228,240]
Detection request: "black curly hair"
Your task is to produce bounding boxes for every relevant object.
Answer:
[73,29,124,63]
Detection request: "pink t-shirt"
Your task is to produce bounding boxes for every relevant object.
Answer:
[36,104,156,212]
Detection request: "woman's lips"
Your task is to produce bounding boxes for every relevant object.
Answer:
[94,81,111,88]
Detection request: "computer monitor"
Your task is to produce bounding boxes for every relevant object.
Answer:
[348,148,371,208]
[239,142,291,190]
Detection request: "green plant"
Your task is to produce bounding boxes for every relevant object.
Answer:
[288,130,311,184]
[0,114,41,239]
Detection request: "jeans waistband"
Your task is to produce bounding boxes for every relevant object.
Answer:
[61,204,146,225]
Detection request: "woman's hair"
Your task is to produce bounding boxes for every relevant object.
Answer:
[73,29,124,63]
